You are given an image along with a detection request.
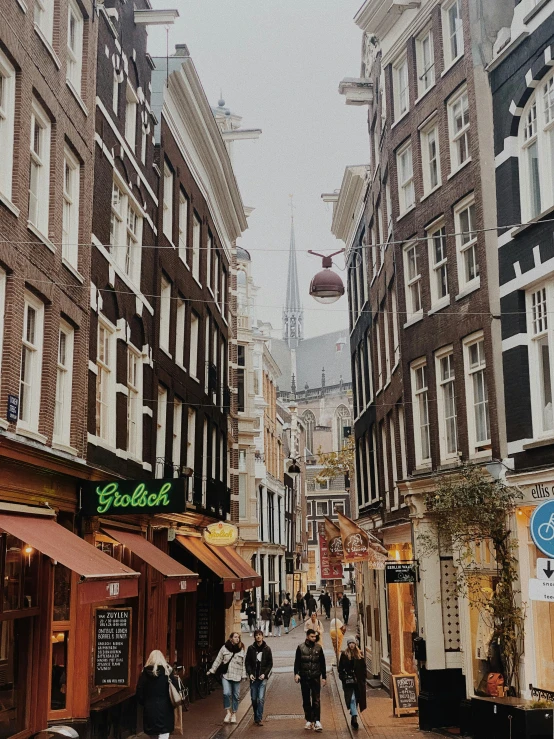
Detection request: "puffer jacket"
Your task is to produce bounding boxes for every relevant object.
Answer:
[294,640,326,681]
[210,645,246,682]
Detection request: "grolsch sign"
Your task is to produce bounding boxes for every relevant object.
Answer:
[81,479,187,516]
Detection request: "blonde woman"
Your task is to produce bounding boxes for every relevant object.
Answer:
[330,618,347,656]
[136,650,178,739]
[338,638,367,730]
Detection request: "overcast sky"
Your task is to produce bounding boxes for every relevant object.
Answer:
[148,0,368,338]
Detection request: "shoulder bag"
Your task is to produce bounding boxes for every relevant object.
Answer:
[169,676,184,707]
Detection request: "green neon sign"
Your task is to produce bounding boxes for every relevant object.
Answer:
[81,479,186,516]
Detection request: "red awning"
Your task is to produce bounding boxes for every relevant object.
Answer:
[0,513,139,604]
[103,528,198,595]
[207,543,262,590]
[175,535,242,592]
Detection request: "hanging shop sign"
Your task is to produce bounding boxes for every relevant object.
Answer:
[94,608,132,686]
[6,395,18,423]
[318,523,343,580]
[325,518,344,565]
[203,521,238,547]
[385,562,417,584]
[81,479,187,516]
[530,500,554,558]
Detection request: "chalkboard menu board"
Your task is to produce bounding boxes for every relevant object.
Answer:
[94,608,132,686]
[196,601,210,649]
[392,673,418,716]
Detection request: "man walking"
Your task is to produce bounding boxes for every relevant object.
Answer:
[294,629,327,731]
[307,593,317,617]
[246,630,273,726]
[340,593,350,625]
[260,601,272,637]
[322,592,332,620]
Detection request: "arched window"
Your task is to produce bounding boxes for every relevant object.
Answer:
[237,269,247,286]
[520,72,554,221]
[335,404,351,450]
[303,410,316,454]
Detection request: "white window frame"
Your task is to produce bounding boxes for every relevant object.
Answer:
[126,345,143,461]
[162,162,173,240]
[112,69,119,114]
[383,307,391,383]
[34,0,54,45]
[416,28,435,98]
[427,220,449,309]
[403,241,423,323]
[159,275,171,355]
[315,501,328,516]
[391,285,400,366]
[175,298,186,369]
[0,50,16,201]
[18,293,44,434]
[178,191,188,263]
[28,100,51,237]
[435,346,458,463]
[109,176,143,284]
[202,418,208,506]
[189,312,199,379]
[66,0,84,96]
[372,426,379,500]
[95,316,116,446]
[411,359,431,468]
[360,350,367,409]
[155,386,168,478]
[390,415,399,508]
[375,317,383,391]
[333,501,345,516]
[463,332,491,457]
[366,331,374,401]
[62,147,80,270]
[173,398,183,477]
[381,422,390,509]
[454,195,479,294]
[207,232,213,295]
[397,141,415,214]
[421,120,441,195]
[398,406,407,481]
[448,87,471,173]
[527,283,554,438]
[0,270,5,395]
[192,212,201,283]
[187,408,196,479]
[393,54,409,120]
[125,82,138,151]
[442,0,464,68]
[53,322,74,448]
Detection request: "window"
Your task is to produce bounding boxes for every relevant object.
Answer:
[386,182,393,237]
[428,222,449,307]
[19,295,44,433]
[443,0,463,66]
[112,70,119,114]
[207,232,213,294]
[528,285,553,436]
[96,319,115,444]
[34,0,54,44]
[189,312,199,378]
[375,317,383,390]
[66,0,83,95]
[421,122,441,193]
[159,275,171,354]
[333,501,345,516]
[463,334,490,453]
[383,308,391,382]
[54,324,74,447]
[315,501,328,516]
[365,331,374,400]
[125,83,138,151]
[214,252,221,308]
[335,405,351,451]
[393,55,409,119]
[163,163,173,239]
[187,408,196,478]
[416,29,434,96]
[397,141,415,214]
[127,348,142,460]
[124,203,141,283]
[202,418,208,505]
[109,178,143,282]
[398,406,407,480]
[155,387,168,477]
[192,212,201,282]
[0,270,5,391]
[29,100,51,235]
[412,361,431,466]
[62,148,80,269]
[303,410,315,453]
[110,182,123,248]
[455,196,479,292]
[175,299,186,368]
[178,191,188,262]
[381,422,390,508]
[390,416,399,504]
[0,51,15,200]
[222,269,228,319]
[173,399,182,476]
[237,344,245,412]
[359,351,367,409]
[403,242,422,321]
[391,286,400,365]
[436,349,458,461]
[448,88,470,171]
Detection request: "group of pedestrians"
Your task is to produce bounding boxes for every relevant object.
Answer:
[251,598,294,637]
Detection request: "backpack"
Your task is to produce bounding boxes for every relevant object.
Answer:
[486,673,504,697]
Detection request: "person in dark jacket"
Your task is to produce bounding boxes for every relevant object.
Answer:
[322,592,332,620]
[307,594,317,616]
[136,650,178,739]
[273,605,284,637]
[260,601,272,636]
[294,629,327,731]
[246,603,257,635]
[339,593,351,625]
[245,630,273,726]
[338,638,367,730]
[282,600,293,633]
[296,591,306,620]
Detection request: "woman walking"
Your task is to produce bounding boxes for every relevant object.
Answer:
[304,611,324,641]
[208,632,246,724]
[136,650,178,739]
[338,638,367,730]
[296,591,305,620]
[282,600,293,633]
[273,604,284,637]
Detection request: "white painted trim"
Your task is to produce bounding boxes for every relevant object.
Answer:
[507,438,534,455]
[499,255,554,297]
[502,333,528,352]
[494,136,518,168]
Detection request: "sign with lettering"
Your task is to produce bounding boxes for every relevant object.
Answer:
[7,395,18,423]
[196,600,210,649]
[392,673,418,716]
[318,523,343,580]
[81,479,186,516]
[94,608,131,686]
[203,521,238,547]
[386,562,417,584]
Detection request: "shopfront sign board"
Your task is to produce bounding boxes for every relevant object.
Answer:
[392,673,418,716]
[530,500,554,557]
[203,521,238,547]
[196,600,210,649]
[529,578,554,602]
[318,523,343,580]
[385,562,417,584]
[81,479,186,516]
[94,608,131,686]
[6,395,18,422]
[536,558,554,581]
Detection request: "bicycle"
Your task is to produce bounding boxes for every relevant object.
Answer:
[538,513,554,541]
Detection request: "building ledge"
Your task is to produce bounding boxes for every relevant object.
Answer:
[134,9,179,25]
[338,78,373,106]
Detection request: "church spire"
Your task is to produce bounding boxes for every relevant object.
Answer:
[283,198,303,349]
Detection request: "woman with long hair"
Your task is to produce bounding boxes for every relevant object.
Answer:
[136,650,178,739]
[208,632,246,724]
[338,638,367,730]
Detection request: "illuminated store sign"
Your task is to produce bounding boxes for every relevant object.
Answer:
[81,480,187,516]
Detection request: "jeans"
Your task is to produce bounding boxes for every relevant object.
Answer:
[260,619,270,636]
[222,677,241,713]
[250,678,267,722]
[274,624,282,636]
[300,677,321,722]
[349,693,358,716]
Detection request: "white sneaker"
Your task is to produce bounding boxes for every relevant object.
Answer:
[230,713,237,724]
[304,721,313,730]
[314,721,323,732]
[224,711,232,723]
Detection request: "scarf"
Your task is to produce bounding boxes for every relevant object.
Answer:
[225,640,242,654]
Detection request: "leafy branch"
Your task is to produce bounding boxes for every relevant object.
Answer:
[315,434,355,484]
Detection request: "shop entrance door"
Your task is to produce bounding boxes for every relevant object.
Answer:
[0,619,31,739]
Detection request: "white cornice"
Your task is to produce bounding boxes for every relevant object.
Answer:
[134,9,179,25]
[331,165,370,248]
[355,0,421,37]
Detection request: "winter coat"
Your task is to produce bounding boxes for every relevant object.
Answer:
[136,666,177,737]
[260,606,272,621]
[246,606,257,626]
[307,597,317,614]
[245,641,273,679]
[210,645,246,682]
[340,595,351,612]
[304,617,324,639]
[338,653,367,712]
[294,640,326,680]
[274,607,283,626]
[282,603,293,626]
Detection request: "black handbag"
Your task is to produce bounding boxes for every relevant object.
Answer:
[215,653,233,678]
[344,674,357,685]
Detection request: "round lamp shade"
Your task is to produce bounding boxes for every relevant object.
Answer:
[309,268,345,304]
[287,461,301,478]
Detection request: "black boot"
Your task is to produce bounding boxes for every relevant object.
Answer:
[351,716,358,730]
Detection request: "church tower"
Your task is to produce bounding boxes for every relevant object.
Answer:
[283,212,303,349]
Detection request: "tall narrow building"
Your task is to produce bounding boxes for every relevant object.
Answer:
[283,214,304,349]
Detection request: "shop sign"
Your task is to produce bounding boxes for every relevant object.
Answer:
[392,673,418,716]
[385,562,417,584]
[6,395,18,422]
[81,479,187,516]
[530,500,554,557]
[518,482,554,504]
[94,608,131,686]
[529,578,554,602]
[318,523,343,580]
[203,521,238,547]
[536,558,554,580]
[197,600,210,648]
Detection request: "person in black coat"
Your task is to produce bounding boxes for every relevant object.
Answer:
[338,638,367,730]
[282,600,293,633]
[307,594,317,616]
[136,650,178,738]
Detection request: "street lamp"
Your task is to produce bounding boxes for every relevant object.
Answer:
[287,459,301,478]
[308,250,345,304]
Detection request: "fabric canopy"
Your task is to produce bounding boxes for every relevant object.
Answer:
[175,535,242,592]
[207,543,262,589]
